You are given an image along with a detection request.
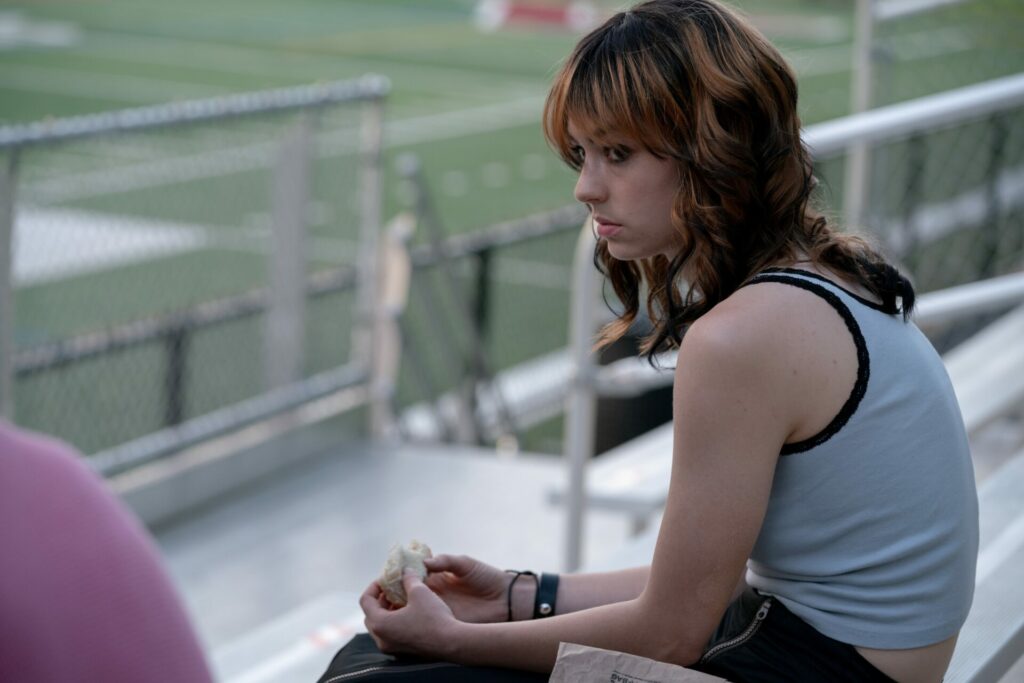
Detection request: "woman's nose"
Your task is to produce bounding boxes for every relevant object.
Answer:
[574,164,607,205]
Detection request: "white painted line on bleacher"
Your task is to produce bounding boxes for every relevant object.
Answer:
[975,511,1024,586]
[25,96,546,205]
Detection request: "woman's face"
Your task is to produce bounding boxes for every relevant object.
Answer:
[569,121,682,261]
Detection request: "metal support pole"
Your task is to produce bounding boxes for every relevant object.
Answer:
[0,150,18,421]
[563,218,600,571]
[900,134,926,273]
[844,0,875,230]
[980,113,1007,277]
[370,212,415,439]
[165,324,188,426]
[265,115,313,390]
[461,248,493,441]
[354,97,385,437]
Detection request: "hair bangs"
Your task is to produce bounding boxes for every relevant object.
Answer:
[544,19,677,169]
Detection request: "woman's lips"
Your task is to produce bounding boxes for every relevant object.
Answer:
[595,220,622,238]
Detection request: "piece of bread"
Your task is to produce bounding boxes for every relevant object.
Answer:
[379,540,433,607]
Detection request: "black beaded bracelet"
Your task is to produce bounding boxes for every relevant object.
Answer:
[504,570,537,622]
[533,572,559,619]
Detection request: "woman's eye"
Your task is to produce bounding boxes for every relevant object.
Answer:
[606,147,631,163]
[569,145,585,163]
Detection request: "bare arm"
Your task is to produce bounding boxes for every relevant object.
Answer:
[507,566,649,620]
[363,301,796,672]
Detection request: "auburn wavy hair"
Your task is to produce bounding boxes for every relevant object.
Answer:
[543,0,914,358]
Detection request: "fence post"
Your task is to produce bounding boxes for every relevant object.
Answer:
[844,0,875,230]
[461,248,492,440]
[370,212,415,439]
[899,134,926,273]
[264,114,313,390]
[563,218,600,572]
[165,323,188,426]
[354,96,385,437]
[0,150,18,421]
[980,113,1007,277]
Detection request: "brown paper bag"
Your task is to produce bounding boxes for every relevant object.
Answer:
[548,642,729,683]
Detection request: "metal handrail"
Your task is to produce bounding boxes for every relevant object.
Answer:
[0,76,390,150]
[806,73,1024,158]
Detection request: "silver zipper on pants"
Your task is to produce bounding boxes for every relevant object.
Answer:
[698,598,772,665]
[322,661,453,681]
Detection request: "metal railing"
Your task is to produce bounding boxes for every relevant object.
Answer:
[562,73,1024,570]
[0,77,388,468]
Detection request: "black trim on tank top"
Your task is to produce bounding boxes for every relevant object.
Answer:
[760,267,888,312]
[744,273,870,455]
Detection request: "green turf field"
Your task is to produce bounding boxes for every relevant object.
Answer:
[1,0,1021,454]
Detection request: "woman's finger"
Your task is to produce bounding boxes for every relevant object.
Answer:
[360,581,388,620]
[423,553,472,575]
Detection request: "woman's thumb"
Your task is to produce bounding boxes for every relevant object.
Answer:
[402,568,425,595]
[424,553,466,574]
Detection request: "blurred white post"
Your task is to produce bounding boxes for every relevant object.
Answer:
[370,212,416,439]
[0,151,17,420]
[844,0,875,230]
[563,218,600,571]
[354,98,385,436]
[264,116,312,390]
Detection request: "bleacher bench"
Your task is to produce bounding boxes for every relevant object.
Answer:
[547,421,674,535]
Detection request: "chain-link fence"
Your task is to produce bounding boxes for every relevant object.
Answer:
[816,74,1024,352]
[843,0,1023,281]
[0,78,387,466]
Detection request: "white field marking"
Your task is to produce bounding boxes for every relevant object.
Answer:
[441,169,469,197]
[0,63,233,104]
[13,206,207,287]
[749,14,848,44]
[197,223,361,264]
[975,510,1024,586]
[785,26,973,78]
[243,200,336,231]
[521,152,547,180]
[493,257,571,290]
[78,29,545,95]
[0,11,81,50]
[25,96,547,205]
[481,161,510,188]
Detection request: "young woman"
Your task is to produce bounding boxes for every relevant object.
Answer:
[359,1,979,680]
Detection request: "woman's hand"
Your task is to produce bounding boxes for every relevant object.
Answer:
[421,554,512,623]
[360,569,459,659]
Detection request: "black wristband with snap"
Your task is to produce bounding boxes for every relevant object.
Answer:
[533,572,559,619]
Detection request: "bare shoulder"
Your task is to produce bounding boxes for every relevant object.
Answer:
[678,281,832,374]
[675,281,861,445]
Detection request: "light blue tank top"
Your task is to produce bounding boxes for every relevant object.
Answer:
[743,268,979,649]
